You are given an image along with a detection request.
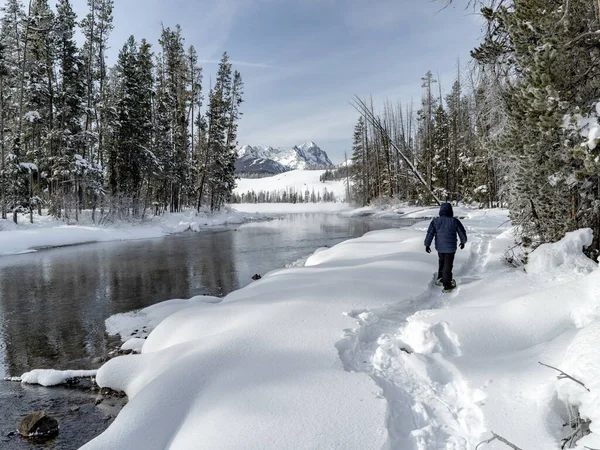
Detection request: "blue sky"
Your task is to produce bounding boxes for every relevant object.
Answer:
[70,0,482,164]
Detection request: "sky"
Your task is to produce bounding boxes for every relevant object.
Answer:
[68,0,482,164]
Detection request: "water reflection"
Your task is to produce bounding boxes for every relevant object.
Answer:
[0,213,412,378]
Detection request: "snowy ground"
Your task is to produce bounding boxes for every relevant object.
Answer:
[0,208,262,257]
[233,169,348,201]
[78,207,600,449]
[342,202,477,220]
[231,202,350,214]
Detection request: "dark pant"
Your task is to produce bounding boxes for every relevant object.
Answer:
[438,252,455,289]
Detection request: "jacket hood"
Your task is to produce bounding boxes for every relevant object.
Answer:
[439,202,454,217]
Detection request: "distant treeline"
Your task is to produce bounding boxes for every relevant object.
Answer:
[319,166,350,182]
[231,187,339,204]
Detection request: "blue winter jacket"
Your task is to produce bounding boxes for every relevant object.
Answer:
[424,203,467,253]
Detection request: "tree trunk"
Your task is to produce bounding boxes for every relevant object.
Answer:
[0,73,5,220]
[85,0,96,162]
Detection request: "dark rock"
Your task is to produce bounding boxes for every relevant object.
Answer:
[92,356,107,364]
[251,274,262,280]
[94,396,104,406]
[117,348,134,356]
[6,431,15,437]
[100,387,126,398]
[18,411,59,440]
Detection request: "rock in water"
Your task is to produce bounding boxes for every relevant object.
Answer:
[251,274,262,280]
[18,411,59,440]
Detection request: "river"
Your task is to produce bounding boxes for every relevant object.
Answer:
[0,213,416,449]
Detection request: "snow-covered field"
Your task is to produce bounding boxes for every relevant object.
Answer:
[78,207,600,449]
[233,169,347,201]
[232,202,350,214]
[0,208,260,257]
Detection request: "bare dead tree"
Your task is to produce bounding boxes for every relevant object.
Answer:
[351,96,441,205]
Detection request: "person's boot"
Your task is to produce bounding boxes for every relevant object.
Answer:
[442,279,457,293]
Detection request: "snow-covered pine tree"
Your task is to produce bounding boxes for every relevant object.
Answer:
[0,0,28,222]
[112,36,144,214]
[419,70,437,194]
[431,104,450,201]
[136,38,157,217]
[53,0,85,220]
[205,52,232,211]
[23,0,55,218]
[187,44,202,207]
[157,25,190,212]
[219,68,243,209]
[91,0,113,167]
[350,116,368,205]
[474,0,600,248]
[0,28,11,220]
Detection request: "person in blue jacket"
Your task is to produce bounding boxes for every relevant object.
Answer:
[424,203,467,292]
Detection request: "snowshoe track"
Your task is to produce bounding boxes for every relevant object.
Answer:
[337,235,492,449]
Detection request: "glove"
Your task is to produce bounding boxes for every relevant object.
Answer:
[459,243,465,250]
[426,246,431,253]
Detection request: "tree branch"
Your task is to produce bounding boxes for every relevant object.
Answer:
[476,432,524,449]
[565,31,600,48]
[538,362,590,392]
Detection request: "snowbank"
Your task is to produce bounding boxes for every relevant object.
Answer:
[105,295,222,341]
[19,369,97,387]
[0,208,261,257]
[527,228,596,276]
[343,203,476,221]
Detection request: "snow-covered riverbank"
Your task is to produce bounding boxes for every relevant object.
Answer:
[0,202,461,257]
[81,207,600,449]
[0,208,262,257]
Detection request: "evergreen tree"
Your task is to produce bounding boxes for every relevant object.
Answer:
[0,0,242,222]
[350,116,368,204]
[53,0,85,219]
[474,0,600,248]
[431,104,450,200]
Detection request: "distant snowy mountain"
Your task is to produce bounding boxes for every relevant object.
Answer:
[236,142,333,175]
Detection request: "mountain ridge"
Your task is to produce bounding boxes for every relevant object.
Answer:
[236,141,333,175]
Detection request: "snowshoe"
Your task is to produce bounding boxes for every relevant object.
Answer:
[435,278,443,287]
[442,279,457,293]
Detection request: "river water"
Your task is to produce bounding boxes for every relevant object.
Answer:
[0,213,415,449]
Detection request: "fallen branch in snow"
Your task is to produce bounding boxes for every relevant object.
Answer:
[561,403,591,449]
[538,361,590,392]
[475,432,523,449]
[538,362,591,448]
